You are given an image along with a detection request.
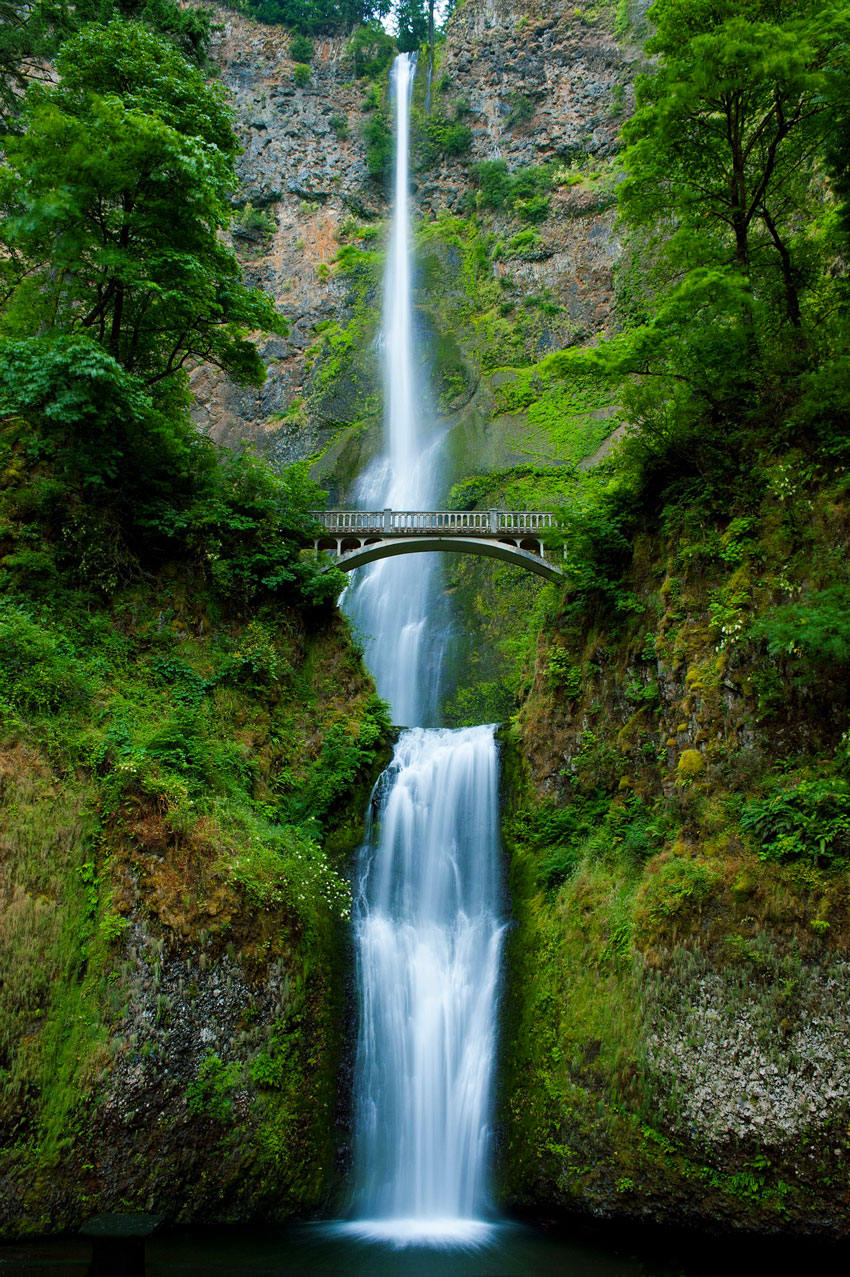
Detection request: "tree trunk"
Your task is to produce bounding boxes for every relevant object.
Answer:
[760,203,803,330]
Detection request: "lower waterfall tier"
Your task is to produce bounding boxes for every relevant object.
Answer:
[350,725,506,1233]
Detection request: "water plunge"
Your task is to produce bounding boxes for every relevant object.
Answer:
[348,728,505,1243]
[343,52,505,1246]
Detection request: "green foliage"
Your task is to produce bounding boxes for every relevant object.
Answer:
[636,856,720,931]
[0,23,330,611]
[329,112,348,138]
[751,585,850,668]
[293,61,310,85]
[180,453,345,608]
[0,601,90,713]
[186,1052,242,1123]
[363,108,393,180]
[289,32,313,60]
[0,347,341,609]
[347,22,395,79]
[283,693,391,829]
[235,202,277,238]
[742,776,850,867]
[496,229,545,259]
[224,817,352,921]
[0,20,282,388]
[443,680,513,727]
[0,0,213,124]
[470,160,552,222]
[237,0,390,36]
[546,646,583,698]
[621,0,848,337]
[551,477,644,622]
[532,0,850,544]
[415,103,473,168]
[505,92,535,129]
[395,0,428,51]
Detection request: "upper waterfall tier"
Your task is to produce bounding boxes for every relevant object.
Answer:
[341,52,451,727]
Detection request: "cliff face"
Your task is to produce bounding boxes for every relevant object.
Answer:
[189,10,382,461]
[192,0,644,483]
[498,469,850,1236]
[0,584,390,1234]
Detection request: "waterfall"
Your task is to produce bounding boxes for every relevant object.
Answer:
[341,53,505,1247]
[342,52,448,728]
[349,727,505,1242]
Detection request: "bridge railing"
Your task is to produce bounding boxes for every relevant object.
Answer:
[313,509,556,536]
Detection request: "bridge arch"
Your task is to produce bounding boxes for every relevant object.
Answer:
[321,535,562,582]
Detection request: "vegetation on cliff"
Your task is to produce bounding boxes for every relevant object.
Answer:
[489,0,850,1234]
[3,0,850,1240]
[0,13,391,1232]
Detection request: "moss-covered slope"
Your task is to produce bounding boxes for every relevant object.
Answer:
[0,578,390,1235]
[497,458,850,1235]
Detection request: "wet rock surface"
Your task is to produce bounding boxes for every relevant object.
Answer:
[190,1,643,461]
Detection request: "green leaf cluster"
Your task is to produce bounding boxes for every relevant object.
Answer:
[469,159,552,223]
[0,19,339,612]
[742,776,850,867]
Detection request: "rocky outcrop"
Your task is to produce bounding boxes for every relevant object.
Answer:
[191,0,645,470]
[190,10,384,459]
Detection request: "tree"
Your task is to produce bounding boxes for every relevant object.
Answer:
[543,0,850,496]
[0,19,282,387]
[394,0,427,52]
[620,0,850,335]
[0,1,212,124]
[245,0,391,35]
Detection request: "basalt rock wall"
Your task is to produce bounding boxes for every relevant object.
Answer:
[191,0,646,478]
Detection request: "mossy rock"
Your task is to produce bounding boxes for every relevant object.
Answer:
[677,748,705,778]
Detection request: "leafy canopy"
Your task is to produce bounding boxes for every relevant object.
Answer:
[0,0,213,123]
[0,20,283,387]
[620,0,850,332]
[0,18,338,611]
[545,0,850,482]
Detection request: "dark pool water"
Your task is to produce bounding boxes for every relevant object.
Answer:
[1,1219,849,1277]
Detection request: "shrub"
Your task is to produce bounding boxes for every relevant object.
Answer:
[750,585,850,668]
[506,93,535,128]
[293,62,311,87]
[186,1052,241,1123]
[182,452,345,609]
[289,34,313,62]
[471,160,552,221]
[347,23,395,80]
[418,114,473,166]
[741,777,850,867]
[329,113,348,139]
[0,603,90,714]
[226,819,352,921]
[363,111,393,181]
[547,647,583,697]
[235,202,276,238]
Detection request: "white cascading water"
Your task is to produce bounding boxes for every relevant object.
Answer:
[341,53,506,1247]
[350,727,505,1243]
[342,52,447,727]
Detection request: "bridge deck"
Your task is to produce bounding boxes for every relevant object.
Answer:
[313,509,555,536]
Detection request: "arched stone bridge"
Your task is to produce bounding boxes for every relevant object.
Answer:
[312,509,562,581]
